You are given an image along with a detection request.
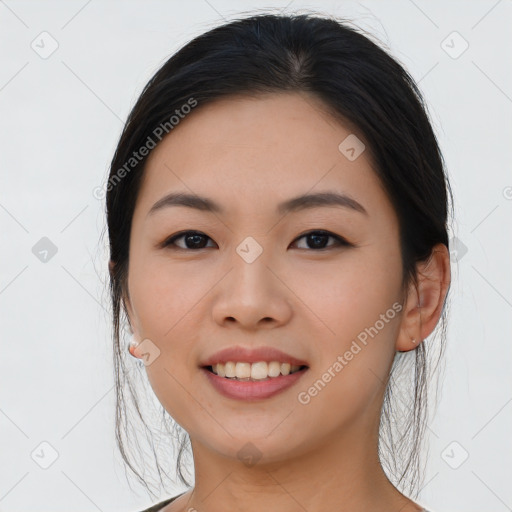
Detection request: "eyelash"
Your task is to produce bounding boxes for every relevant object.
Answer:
[161,230,351,251]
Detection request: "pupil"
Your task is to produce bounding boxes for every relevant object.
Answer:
[187,234,206,248]
[309,233,327,249]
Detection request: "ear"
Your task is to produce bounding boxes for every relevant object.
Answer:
[396,243,451,352]
[109,258,137,337]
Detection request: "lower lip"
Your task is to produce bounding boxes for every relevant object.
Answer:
[201,367,308,401]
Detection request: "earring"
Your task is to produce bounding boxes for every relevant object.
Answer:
[128,335,140,358]
[128,343,138,358]
[128,340,145,369]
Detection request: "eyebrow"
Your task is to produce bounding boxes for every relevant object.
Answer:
[147,191,368,217]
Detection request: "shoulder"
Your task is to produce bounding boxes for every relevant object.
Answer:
[137,492,185,512]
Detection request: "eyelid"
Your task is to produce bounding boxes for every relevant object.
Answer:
[161,230,216,250]
[292,230,350,249]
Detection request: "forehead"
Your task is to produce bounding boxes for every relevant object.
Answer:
[136,92,389,220]
[147,92,360,168]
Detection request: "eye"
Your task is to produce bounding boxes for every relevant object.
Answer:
[163,231,216,250]
[291,230,351,250]
[162,229,351,251]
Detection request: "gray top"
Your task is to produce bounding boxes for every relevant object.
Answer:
[138,492,184,512]
[138,493,431,512]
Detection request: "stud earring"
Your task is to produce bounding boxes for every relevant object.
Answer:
[128,343,138,358]
[128,335,140,358]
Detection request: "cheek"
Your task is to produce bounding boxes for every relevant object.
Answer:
[292,269,400,429]
[292,248,401,330]
[128,252,217,338]
[290,249,402,381]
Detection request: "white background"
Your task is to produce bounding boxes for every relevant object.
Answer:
[1,1,511,511]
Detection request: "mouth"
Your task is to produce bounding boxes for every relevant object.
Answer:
[200,362,309,401]
[198,346,310,400]
[202,362,309,381]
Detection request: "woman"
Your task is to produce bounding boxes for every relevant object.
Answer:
[105,12,452,512]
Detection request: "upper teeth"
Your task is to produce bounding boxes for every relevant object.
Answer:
[211,361,302,380]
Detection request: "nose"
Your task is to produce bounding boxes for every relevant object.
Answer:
[211,253,293,330]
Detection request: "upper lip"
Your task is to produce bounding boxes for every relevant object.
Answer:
[199,345,309,367]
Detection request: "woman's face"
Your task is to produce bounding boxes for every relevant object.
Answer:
[124,92,410,464]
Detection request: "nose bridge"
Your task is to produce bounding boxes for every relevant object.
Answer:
[230,236,275,301]
[212,236,292,327]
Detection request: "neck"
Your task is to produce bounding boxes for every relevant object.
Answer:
[181,422,422,512]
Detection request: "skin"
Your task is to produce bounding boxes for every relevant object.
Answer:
[120,92,451,512]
